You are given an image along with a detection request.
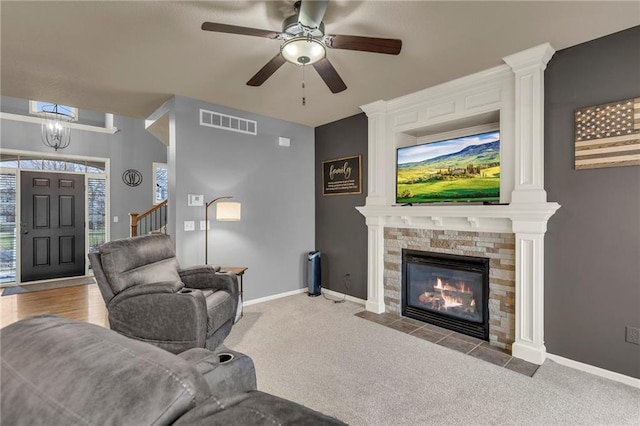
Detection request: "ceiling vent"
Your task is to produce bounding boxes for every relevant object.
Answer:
[200,109,257,135]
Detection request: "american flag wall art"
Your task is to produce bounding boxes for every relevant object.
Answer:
[574,97,640,170]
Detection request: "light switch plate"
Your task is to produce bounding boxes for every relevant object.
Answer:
[188,194,204,206]
[200,220,210,230]
[184,221,195,231]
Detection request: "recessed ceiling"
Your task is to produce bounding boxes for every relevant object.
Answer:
[1,1,638,127]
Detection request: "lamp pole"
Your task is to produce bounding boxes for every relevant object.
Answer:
[204,196,232,264]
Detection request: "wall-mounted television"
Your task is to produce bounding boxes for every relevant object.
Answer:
[396,130,500,204]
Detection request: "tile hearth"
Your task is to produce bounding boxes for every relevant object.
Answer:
[355,310,539,377]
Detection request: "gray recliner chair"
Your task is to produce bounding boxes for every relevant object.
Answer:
[1,315,345,425]
[89,234,238,354]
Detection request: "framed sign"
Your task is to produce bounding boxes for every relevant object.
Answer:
[322,155,362,196]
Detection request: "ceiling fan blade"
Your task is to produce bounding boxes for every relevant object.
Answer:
[201,22,281,39]
[325,34,402,55]
[247,54,287,87]
[298,0,329,30]
[312,57,347,94]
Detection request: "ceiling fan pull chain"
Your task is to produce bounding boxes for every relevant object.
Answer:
[302,64,306,106]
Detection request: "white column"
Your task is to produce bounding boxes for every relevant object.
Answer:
[504,44,555,364]
[360,101,389,313]
[364,216,386,313]
[503,43,555,204]
[360,100,388,206]
[511,220,547,364]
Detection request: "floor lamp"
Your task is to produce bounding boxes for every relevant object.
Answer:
[204,196,241,265]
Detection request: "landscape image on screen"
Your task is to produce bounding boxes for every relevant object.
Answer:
[396,130,500,203]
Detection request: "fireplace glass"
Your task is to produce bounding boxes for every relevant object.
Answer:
[402,249,489,340]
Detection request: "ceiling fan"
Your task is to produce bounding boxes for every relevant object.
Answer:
[201,0,402,94]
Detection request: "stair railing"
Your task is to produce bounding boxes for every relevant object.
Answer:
[129,200,167,237]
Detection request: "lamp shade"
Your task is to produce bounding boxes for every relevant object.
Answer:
[216,201,241,221]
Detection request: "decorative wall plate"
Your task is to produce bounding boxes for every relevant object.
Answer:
[122,169,143,187]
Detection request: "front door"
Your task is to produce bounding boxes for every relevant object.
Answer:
[20,171,85,282]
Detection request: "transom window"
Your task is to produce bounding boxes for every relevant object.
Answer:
[29,101,78,121]
[0,153,105,173]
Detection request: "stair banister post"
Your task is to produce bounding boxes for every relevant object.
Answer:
[129,212,139,237]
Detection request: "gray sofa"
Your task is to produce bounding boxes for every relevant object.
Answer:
[89,234,238,354]
[0,315,345,425]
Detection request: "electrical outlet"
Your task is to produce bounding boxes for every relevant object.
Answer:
[625,326,640,345]
[184,221,195,232]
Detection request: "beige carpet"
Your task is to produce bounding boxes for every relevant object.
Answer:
[225,293,640,425]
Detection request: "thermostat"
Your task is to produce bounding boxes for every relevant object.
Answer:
[188,194,204,206]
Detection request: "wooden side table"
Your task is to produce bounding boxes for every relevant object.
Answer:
[220,267,247,322]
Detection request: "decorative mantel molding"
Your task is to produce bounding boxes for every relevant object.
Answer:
[357,44,558,365]
[356,203,560,233]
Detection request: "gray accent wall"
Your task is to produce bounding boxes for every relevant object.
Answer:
[0,96,167,240]
[314,113,368,299]
[169,96,315,301]
[544,26,640,378]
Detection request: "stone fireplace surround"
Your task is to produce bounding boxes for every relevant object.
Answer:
[386,228,515,351]
[356,44,560,365]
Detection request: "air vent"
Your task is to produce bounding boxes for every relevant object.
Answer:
[200,109,257,135]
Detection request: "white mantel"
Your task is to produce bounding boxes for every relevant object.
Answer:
[357,44,560,365]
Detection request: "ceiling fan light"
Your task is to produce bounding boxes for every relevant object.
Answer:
[281,37,325,65]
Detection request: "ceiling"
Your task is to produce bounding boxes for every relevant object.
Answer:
[1,1,638,128]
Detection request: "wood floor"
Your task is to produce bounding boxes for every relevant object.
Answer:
[0,283,108,329]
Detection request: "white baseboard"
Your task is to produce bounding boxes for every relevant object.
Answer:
[546,353,640,389]
[242,287,366,307]
[243,288,306,306]
[321,287,366,305]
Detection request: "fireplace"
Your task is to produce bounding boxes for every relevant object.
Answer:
[358,44,560,364]
[402,249,489,340]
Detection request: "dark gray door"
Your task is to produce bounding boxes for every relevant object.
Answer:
[20,171,85,282]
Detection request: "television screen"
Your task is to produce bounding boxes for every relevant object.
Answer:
[396,130,500,204]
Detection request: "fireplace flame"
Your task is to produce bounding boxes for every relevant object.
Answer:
[434,277,472,293]
[439,290,464,308]
[417,276,478,314]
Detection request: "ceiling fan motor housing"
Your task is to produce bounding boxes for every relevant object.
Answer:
[282,13,325,38]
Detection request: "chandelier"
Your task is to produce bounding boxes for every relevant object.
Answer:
[40,104,74,151]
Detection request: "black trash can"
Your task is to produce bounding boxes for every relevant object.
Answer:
[307,251,321,297]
